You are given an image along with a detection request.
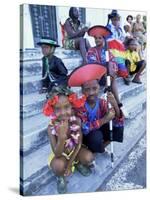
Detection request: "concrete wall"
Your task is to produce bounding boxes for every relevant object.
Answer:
[20,4,34,49]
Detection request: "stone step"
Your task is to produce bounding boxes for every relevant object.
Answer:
[20,56,82,78]
[21,75,146,119]
[20,93,46,119]
[20,60,42,77]
[119,79,146,101]
[20,88,146,157]
[20,112,49,155]
[21,112,49,135]
[20,109,146,195]
[20,48,81,62]
[21,55,146,95]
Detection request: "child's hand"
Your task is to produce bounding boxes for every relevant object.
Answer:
[64,166,72,177]
[56,121,69,141]
[101,108,115,126]
[107,108,115,119]
[107,92,118,108]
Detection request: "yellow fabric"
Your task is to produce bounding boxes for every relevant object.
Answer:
[48,150,77,173]
[125,50,140,72]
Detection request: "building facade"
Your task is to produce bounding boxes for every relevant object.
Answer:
[20,4,146,49]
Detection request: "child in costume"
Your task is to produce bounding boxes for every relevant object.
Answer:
[106,10,125,42]
[37,37,68,93]
[124,38,146,84]
[106,10,130,85]
[68,64,124,153]
[43,86,94,194]
[87,25,122,106]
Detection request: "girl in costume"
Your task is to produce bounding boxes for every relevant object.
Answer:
[43,86,94,194]
[68,64,124,153]
[87,25,122,106]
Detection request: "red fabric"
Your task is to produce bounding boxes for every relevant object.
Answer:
[43,93,87,116]
[43,101,54,116]
[68,93,86,108]
[108,39,125,51]
[43,96,59,116]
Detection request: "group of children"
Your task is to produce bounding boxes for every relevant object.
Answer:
[42,63,124,194]
[36,8,146,194]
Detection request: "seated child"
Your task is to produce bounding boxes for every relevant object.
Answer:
[125,38,146,84]
[37,37,68,93]
[87,25,122,106]
[43,86,94,194]
[68,64,124,153]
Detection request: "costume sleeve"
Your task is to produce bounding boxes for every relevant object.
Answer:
[86,48,98,63]
[56,57,68,75]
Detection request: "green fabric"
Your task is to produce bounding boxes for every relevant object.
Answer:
[40,39,57,45]
[43,57,49,79]
[63,38,76,49]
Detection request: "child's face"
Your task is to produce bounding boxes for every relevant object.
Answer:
[82,80,100,103]
[41,44,55,57]
[128,41,138,51]
[94,35,104,47]
[111,17,120,27]
[53,95,72,121]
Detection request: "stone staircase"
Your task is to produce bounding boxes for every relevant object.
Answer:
[20,48,146,196]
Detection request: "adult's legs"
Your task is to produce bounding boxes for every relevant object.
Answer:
[85,38,91,51]
[111,78,121,105]
[108,62,121,105]
[75,37,88,64]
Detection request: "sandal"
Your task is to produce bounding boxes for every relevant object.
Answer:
[56,176,67,194]
[132,79,142,84]
[75,163,92,177]
[123,77,130,85]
